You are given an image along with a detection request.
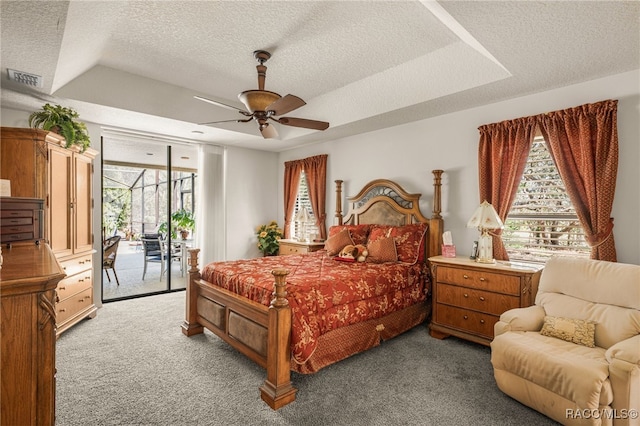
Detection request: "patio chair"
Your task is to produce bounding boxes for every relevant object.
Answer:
[141,234,182,280]
[103,235,121,285]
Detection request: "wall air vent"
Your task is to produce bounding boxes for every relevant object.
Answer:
[7,69,43,88]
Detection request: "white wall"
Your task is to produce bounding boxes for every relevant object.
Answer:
[278,70,640,265]
[225,146,279,260]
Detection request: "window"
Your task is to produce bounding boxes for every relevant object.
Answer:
[290,171,316,239]
[502,137,590,263]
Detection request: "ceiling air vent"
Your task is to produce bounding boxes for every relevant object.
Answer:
[7,69,43,88]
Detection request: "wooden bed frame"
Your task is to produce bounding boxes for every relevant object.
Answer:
[182,170,444,409]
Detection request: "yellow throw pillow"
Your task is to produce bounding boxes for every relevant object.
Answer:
[540,316,596,348]
[324,228,354,256]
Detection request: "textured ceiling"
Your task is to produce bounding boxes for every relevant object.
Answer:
[1,1,638,160]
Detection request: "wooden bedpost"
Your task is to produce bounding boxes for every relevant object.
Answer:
[429,170,444,256]
[181,248,204,336]
[335,180,344,225]
[260,268,297,409]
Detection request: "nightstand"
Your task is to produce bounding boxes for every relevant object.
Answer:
[428,255,544,346]
[278,239,325,255]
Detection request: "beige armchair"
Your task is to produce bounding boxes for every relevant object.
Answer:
[491,257,640,426]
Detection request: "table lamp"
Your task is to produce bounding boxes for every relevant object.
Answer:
[294,207,311,242]
[467,200,504,263]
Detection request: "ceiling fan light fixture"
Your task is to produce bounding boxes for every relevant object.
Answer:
[238,90,281,113]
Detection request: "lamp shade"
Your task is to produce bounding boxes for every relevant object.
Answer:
[294,207,311,223]
[467,200,504,230]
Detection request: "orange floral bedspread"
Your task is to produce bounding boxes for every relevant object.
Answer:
[200,250,429,364]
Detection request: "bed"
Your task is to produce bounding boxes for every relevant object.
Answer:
[182,170,444,409]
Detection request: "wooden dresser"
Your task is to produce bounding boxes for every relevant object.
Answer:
[1,241,65,426]
[278,239,325,255]
[0,127,98,335]
[428,255,543,346]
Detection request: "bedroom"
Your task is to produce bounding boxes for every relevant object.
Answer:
[1,1,639,424]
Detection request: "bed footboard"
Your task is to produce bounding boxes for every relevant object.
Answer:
[181,249,296,409]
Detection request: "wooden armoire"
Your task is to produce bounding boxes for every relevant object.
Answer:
[0,126,98,335]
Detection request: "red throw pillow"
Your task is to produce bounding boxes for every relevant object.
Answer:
[366,223,428,264]
[324,228,355,256]
[367,236,398,263]
[328,224,370,246]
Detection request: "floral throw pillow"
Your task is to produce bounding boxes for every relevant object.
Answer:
[366,236,397,263]
[540,316,596,348]
[328,224,370,246]
[324,228,355,256]
[367,223,428,264]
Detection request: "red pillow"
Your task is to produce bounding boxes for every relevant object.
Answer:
[367,223,428,264]
[367,236,398,263]
[328,224,370,246]
[324,228,355,256]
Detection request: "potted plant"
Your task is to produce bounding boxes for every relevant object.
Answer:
[159,209,195,240]
[28,103,91,152]
[256,221,283,256]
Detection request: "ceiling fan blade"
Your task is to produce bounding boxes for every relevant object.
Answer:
[199,117,253,126]
[277,117,330,131]
[267,94,306,116]
[194,95,249,114]
[259,122,279,139]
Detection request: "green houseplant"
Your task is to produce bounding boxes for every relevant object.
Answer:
[159,209,195,240]
[28,103,91,152]
[256,221,283,256]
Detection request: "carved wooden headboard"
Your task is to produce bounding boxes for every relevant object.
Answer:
[333,170,444,259]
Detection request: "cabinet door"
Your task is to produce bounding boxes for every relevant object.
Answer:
[47,145,73,257]
[74,153,93,253]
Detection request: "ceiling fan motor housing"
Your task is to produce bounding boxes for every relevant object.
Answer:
[238,90,281,113]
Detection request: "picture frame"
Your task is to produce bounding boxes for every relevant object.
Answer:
[470,241,478,260]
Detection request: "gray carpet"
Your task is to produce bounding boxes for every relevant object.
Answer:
[56,291,559,426]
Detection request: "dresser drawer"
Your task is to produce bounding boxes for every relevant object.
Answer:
[1,209,34,218]
[0,232,37,242]
[59,255,93,277]
[436,283,520,316]
[1,217,33,226]
[56,287,93,324]
[435,304,497,339]
[437,266,521,295]
[57,271,93,302]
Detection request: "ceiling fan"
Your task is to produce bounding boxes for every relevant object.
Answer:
[195,50,330,139]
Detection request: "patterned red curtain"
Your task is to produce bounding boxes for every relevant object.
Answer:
[303,154,328,239]
[477,117,537,260]
[538,100,618,261]
[283,160,303,239]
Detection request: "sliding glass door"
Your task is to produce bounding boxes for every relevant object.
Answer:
[101,139,197,302]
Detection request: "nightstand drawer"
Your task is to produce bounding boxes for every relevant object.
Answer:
[437,266,521,295]
[280,244,305,255]
[435,304,497,339]
[436,283,520,316]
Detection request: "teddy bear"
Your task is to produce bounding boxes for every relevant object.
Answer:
[338,244,369,262]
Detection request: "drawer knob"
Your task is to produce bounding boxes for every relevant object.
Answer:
[479,296,485,301]
[463,315,468,320]
[463,293,468,298]
[463,274,469,279]
[59,286,66,290]
[480,319,485,324]
[479,277,486,282]
[59,309,66,313]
